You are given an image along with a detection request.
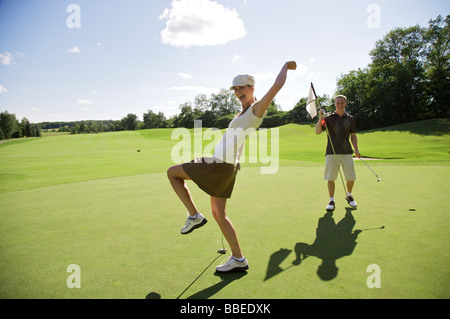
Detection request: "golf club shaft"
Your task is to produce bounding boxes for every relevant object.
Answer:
[359,226,385,231]
[217,234,227,254]
[358,157,380,179]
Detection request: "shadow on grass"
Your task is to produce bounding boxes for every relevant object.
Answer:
[186,271,247,299]
[264,208,361,281]
[146,254,247,299]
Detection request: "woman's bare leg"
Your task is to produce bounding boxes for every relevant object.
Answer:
[167,164,198,217]
[210,196,243,259]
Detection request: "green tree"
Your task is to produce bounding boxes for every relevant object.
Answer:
[337,16,449,130]
[143,110,167,128]
[121,114,139,131]
[0,111,18,139]
[32,124,41,137]
[209,89,240,117]
[369,25,427,124]
[172,102,195,128]
[261,99,288,128]
[21,118,32,137]
[423,15,450,118]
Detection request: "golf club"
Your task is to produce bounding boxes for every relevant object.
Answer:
[358,226,385,232]
[358,157,381,182]
[217,234,227,254]
[312,84,347,195]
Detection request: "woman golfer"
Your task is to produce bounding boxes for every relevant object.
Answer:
[167,61,297,273]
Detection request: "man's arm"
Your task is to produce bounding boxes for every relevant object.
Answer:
[315,109,325,134]
[351,133,361,158]
[253,61,297,118]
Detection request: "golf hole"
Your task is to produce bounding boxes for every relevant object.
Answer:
[409,209,416,212]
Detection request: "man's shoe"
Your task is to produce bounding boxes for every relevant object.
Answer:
[326,200,335,211]
[216,256,249,273]
[345,196,357,208]
[180,213,207,235]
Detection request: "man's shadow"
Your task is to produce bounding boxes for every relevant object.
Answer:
[264,208,361,281]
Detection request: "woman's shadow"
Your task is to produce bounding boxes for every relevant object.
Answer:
[185,271,247,299]
[265,208,361,281]
[146,265,247,299]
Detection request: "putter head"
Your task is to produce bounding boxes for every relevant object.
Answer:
[377,178,381,182]
[217,248,227,254]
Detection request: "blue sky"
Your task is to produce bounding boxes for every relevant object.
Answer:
[0,0,448,123]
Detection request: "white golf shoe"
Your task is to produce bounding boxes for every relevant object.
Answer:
[216,256,249,273]
[180,213,207,235]
[326,200,335,211]
[346,195,357,208]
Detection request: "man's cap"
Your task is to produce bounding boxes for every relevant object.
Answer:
[230,74,255,90]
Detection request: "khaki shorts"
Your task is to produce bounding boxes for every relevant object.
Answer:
[324,154,356,181]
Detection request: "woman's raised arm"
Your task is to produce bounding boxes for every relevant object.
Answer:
[252,61,297,118]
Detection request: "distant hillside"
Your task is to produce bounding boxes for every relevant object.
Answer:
[362,118,450,136]
[275,119,449,164]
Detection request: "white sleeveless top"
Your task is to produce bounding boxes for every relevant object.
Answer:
[213,103,266,164]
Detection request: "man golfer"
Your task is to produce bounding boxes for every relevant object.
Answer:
[315,95,361,211]
[167,61,297,273]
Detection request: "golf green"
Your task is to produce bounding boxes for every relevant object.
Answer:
[0,121,448,299]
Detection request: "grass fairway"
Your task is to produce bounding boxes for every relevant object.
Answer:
[0,120,449,299]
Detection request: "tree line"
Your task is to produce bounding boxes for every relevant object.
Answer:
[34,90,321,134]
[16,88,321,137]
[336,15,449,130]
[0,111,41,140]
[1,15,447,139]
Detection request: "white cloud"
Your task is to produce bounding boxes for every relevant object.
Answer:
[67,46,80,54]
[160,0,246,48]
[76,99,92,104]
[0,84,7,95]
[308,71,320,81]
[0,52,14,65]
[159,8,170,20]
[232,54,241,62]
[81,107,91,112]
[32,107,41,114]
[178,72,192,79]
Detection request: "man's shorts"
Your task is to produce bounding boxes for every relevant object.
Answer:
[324,154,356,181]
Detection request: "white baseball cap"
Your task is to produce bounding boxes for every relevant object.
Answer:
[230,74,255,90]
